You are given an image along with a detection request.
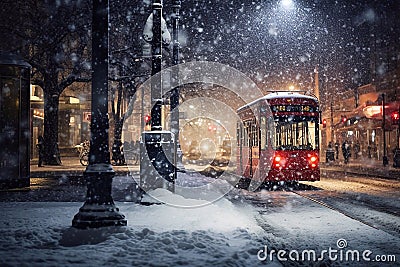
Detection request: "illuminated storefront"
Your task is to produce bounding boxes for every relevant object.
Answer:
[30,85,90,158]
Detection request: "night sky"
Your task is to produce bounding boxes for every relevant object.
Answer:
[157,0,400,98]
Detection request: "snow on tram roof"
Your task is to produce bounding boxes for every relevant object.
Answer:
[237,91,318,112]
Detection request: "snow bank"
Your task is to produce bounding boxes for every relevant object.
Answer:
[0,192,273,267]
[126,188,260,233]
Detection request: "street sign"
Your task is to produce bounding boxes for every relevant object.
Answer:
[83,112,91,122]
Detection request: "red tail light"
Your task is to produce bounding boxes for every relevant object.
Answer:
[307,153,319,168]
[273,153,286,169]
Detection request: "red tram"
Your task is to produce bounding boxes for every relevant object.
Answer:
[236,91,320,187]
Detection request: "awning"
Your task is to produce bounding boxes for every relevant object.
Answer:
[362,101,399,120]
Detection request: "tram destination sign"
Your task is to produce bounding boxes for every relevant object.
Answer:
[271,105,318,113]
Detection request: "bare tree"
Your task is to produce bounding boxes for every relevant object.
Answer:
[0,0,92,165]
[108,0,151,164]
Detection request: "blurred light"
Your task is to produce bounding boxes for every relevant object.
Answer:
[391,111,399,125]
[68,97,80,104]
[144,114,151,123]
[363,105,382,119]
[280,0,294,10]
[307,153,318,168]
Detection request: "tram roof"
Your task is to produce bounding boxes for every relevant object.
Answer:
[237,91,318,112]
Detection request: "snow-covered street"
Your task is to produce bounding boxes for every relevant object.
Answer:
[0,171,399,266]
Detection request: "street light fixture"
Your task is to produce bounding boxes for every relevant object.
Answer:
[280,0,294,9]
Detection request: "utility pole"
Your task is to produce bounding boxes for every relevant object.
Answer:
[150,0,163,131]
[382,93,389,166]
[72,0,126,228]
[170,0,184,171]
[330,99,334,143]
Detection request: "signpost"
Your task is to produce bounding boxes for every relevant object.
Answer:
[140,0,176,192]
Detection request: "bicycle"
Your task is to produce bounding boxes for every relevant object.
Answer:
[75,141,90,166]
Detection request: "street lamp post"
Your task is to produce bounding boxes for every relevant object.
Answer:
[150,0,163,131]
[382,93,389,166]
[330,99,334,144]
[170,0,184,170]
[72,0,126,228]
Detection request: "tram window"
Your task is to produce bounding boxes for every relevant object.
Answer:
[244,121,250,147]
[267,116,274,147]
[251,119,258,147]
[272,118,317,150]
[260,116,267,149]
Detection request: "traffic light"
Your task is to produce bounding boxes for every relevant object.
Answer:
[391,111,399,125]
[144,114,151,125]
[322,119,327,128]
[341,115,347,124]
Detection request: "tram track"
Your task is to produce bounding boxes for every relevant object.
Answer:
[288,189,383,232]
[229,177,399,237]
[302,189,399,217]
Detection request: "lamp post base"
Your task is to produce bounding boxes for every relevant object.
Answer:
[72,164,127,229]
[72,205,127,228]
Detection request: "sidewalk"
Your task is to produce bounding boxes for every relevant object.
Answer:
[30,156,139,179]
[29,155,400,181]
[0,155,395,201]
[320,156,400,180]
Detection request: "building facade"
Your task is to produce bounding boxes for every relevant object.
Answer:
[321,67,400,163]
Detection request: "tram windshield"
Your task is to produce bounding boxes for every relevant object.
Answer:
[271,116,318,151]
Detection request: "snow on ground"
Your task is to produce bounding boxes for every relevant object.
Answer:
[244,190,400,266]
[301,177,400,238]
[0,172,399,266]
[0,198,276,266]
[0,172,278,267]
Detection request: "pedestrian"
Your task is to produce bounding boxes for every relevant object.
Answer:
[36,136,45,167]
[131,140,140,165]
[55,142,62,165]
[134,140,140,165]
[335,141,339,159]
[326,142,335,162]
[354,141,360,159]
[342,140,351,164]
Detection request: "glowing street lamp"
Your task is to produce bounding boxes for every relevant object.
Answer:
[280,0,295,10]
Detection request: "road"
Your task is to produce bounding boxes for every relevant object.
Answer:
[2,168,400,265]
[301,175,400,238]
[235,174,400,266]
